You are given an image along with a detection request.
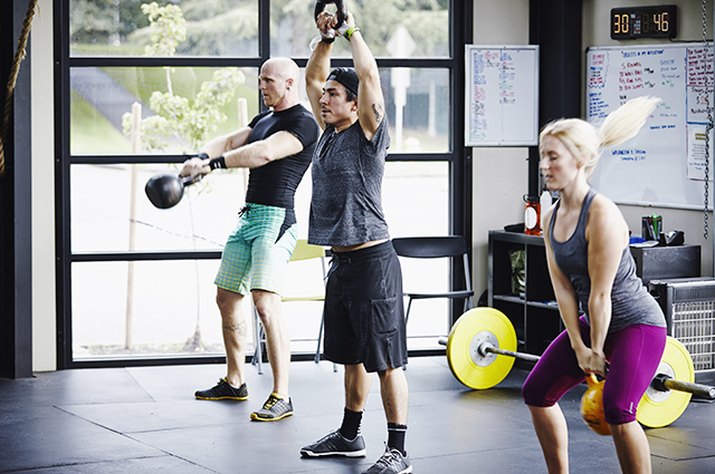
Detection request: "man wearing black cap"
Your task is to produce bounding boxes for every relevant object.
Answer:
[300,7,412,474]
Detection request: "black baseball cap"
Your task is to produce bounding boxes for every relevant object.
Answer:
[326,67,359,96]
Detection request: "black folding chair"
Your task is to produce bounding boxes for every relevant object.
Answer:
[392,236,474,327]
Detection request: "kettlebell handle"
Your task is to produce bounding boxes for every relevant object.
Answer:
[314,0,347,28]
[181,174,202,186]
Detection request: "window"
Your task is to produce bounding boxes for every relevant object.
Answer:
[70,0,260,57]
[269,0,449,59]
[58,0,470,366]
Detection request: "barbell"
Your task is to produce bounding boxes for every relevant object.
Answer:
[438,307,715,429]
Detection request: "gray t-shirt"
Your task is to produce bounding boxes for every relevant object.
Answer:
[308,119,391,247]
[549,188,666,332]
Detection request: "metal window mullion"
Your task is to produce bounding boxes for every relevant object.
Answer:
[448,0,473,325]
[386,153,454,162]
[258,0,270,114]
[71,251,222,263]
[69,152,457,166]
[71,155,193,165]
[259,0,270,60]
[55,0,73,369]
[68,57,263,68]
[314,58,453,69]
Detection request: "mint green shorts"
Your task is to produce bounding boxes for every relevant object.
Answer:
[214,203,297,296]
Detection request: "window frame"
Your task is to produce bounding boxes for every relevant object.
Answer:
[55,0,473,368]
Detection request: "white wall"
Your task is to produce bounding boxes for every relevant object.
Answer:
[31,0,55,371]
[471,0,531,299]
[583,0,715,276]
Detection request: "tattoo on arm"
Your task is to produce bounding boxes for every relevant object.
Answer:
[223,320,247,336]
[372,103,384,123]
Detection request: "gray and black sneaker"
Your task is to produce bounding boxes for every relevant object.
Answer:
[194,378,248,401]
[300,429,367,458]
[250,393,294,422]
[363,447,412,474]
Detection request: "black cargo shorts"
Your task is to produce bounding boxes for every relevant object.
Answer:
[322,240,408,372]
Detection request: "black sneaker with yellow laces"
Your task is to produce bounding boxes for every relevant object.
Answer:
[250,393,294,422]
[194,378,248,401]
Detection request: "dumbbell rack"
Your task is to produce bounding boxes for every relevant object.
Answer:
[650,277,715,373]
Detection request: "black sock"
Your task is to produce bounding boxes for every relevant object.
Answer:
[387,422,407,455]
[339,408,363,440]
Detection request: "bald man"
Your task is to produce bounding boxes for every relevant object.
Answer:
[181,57,320,421]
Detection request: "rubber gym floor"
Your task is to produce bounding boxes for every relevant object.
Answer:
[0,356,713,473]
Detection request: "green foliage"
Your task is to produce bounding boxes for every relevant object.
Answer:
[141,2,187,56]
[121,3,245,152]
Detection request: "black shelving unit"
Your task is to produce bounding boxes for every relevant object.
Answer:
[488,230,703,358]
[488,230,561,356]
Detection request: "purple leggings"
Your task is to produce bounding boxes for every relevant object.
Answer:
[522,318,667,425]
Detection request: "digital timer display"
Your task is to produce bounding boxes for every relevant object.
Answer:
[611,5,677,40]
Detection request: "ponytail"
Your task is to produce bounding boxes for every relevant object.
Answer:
[539,96,659,176]
[599,96,660,149]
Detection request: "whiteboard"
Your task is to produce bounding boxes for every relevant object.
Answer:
[587,43,714,210]
[465,45,539,146]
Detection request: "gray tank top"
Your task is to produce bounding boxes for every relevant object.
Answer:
[549,189,665,332]
[308,119,391,247]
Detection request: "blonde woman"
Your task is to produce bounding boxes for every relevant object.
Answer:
[522,97,667,473]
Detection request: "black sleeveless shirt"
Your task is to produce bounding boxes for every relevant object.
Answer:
[549,188,665,332]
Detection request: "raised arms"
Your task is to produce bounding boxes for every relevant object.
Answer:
[343,18,384,138]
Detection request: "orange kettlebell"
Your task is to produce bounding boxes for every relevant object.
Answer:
[580,374,611,436]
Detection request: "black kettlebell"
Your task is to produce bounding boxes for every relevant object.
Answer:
[145,173,201,209]
[314,0,347,28]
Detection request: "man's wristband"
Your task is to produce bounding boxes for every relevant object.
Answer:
[208,156,227,170]
[343,25,360,41]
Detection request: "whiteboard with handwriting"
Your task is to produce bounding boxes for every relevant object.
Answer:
[587,43,714,210]
[465,45,539,146]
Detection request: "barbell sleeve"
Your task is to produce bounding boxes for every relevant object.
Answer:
[653,374,715,400]
[438,335,540,362]
[481,344,541,363]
